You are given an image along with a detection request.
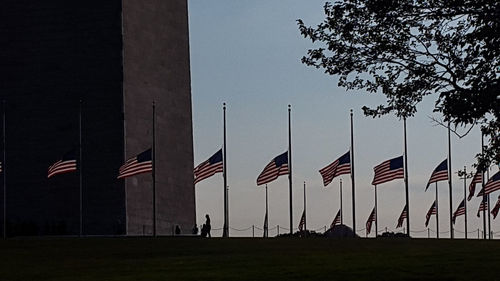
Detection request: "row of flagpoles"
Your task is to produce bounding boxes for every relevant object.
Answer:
[1,101,157,239]
[194,104,500,238]
[2,100,499,239]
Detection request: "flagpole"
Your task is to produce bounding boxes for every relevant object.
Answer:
[350,109,356,237]
[79,100,83,237]
[265,184,268,238]
[152,101,156,237]
[223,102,229,238]
[447,122,453,239]
[2,100,6,239]
[340,179,343,225]
[487,170,491,239]
[481,133,486,239]
[288,105,293,235]
[374,185,378,238]
[303,181,306,235]
[463,166,467,239]
[403,117,410,237]
[435,182,439,239]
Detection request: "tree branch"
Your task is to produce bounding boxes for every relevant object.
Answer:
[428,115,475,138]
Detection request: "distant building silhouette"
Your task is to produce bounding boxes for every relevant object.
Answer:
[0,0,194,236]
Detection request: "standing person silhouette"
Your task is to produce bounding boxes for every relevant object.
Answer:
[205,214,211,238]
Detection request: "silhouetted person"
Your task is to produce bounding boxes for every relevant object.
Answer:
[205,214,211,238]
[175,225,181,235]
[200,224,207,238]
[192,224,199,235]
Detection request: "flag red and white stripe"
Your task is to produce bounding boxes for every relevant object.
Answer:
[371,156,404,186]
[257,151,289,186]
[298,210,306,232]
[468,170,483,201]
[47,149,77,178]
[319,151,350,187]
[396,205,407,228]
[477,198,488,217]
[425,201,437,227]
[452,199,466,224]
[263,212,268,237]
[194,149,223,184]
[48,160,77,178]
[330,210,341,229]
[491,196,500,219]
[117,149,152,179]
[425,159,448,191]
[476,171,500,197]
[366,207,376,235]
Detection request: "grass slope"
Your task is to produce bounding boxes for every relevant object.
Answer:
[0,237,498,281]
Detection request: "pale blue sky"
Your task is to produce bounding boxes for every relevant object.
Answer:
[188,0,496,238]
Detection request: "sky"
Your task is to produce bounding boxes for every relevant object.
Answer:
[188,0,497,238]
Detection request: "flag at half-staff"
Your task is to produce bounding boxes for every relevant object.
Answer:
[194,149,223,184]
[396,205,407,228]
[319,151,350,187]
[330,210,341,229]
[117,148,152,179]
[263,213,268,237]
[491,196,500,219]
[48,149,77,178]
[425,159,448,191]
[257,151,289,185]
[371,156,404,185]
[477,197,488,217]
[425,201,437,227]
[298,210,306,232]
[366,207,376,235]
[468,170,483,201]
[476,171,500,197]
[452,199,466,224]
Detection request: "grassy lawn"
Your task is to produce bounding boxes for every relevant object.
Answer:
[0,237,498,281]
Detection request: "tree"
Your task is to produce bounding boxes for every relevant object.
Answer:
[297,0,499,171]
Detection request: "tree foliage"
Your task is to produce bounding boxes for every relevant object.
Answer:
[298,0,499,170]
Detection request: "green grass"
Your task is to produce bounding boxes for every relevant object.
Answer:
[0,237,498,281]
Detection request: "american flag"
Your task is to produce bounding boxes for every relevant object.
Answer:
[425,201,437,227]
[194,149,223,184]
[396,205,407,228]
[263,212,268,237]
[452,199,465,224]
[491,196,500,219]
[366,207,376,235]
[476,171,500,197]
[425,159,448,191]
[47,149,77,178]
[298,210,306,232]
[477,197,488,217]
[319,151,350,187]
[468,170,483,201]
[257,151,288,186]
[371,156,404,185]
[330,210,341,229]
[117,148,152,179]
